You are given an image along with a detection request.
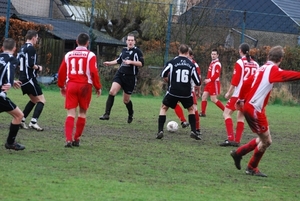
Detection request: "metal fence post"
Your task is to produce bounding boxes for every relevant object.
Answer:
[5,0,11,38]
[164,3,173,66]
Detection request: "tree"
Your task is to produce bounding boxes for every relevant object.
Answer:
[72,0,172,41]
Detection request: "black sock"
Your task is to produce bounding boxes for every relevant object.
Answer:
[7,123,20,144]
[23,101,35,118]
[32,102,44,121]
[105,95,115,115]
[188,114,196,133]
[125,100,133,116]
[158,115,166,132]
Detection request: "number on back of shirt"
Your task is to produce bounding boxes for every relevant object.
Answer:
[70,58,84,75]
[176,69,189,83]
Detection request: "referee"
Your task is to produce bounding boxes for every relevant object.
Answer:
[99,34,144,123]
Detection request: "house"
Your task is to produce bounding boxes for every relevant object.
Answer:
[176,0,300,47]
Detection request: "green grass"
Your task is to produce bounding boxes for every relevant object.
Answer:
[0,88,300,201]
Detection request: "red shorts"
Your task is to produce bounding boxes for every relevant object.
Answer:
[65,82,92,110]
[225,97,238,111]
[243,103,269,133]
[203,81,221,95]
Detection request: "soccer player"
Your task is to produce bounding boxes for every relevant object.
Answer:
[99,34,144,123]
[230,45,300,177]
[57,33,102,148]
[172,48,202,134]
[156,44,201,140]
[18,30,45,131]
[199,49,224,117]
[220,43,259,147]
[0,38,25,150]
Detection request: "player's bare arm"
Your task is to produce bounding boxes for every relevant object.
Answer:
[103,60,117,66]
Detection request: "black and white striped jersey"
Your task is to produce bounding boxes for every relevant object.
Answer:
[18,43,38,81]
[162,56,200,98]
[0,53,18,88]
[116,46,144,75]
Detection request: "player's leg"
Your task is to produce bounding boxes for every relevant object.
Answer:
[235,110,245,144]
[99,81,122,120]
[174,103,189,128]
[28,94,45,131]
[20,83,34,129]
[210,95,225,111]
[5,106,25,150]
[182,96,201,140]
[123,92,134,123]
[157,94,176,139]
[200,91,209,117]
[192,92,200,134]
[220,107,236,146]
[123,75,136,123]
[73,84,92,147]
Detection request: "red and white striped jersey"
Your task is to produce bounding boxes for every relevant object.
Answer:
[57,46,101,90]
[206,59,221,81]
[239,61,300,112]
[231,56,259,97]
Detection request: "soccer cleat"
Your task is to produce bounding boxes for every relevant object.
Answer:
[99,113,110,120]
[230,150,242,170]
[72,140,80,147]
[5,142,25,151]
[190,131,202,140]
[20,122,28,129]
[181,122,190,128]
[219,139,240,147]
[29,122,44,131]
[199,113,206,117]
[156,131,164,139]
[245,167,267,177]
[65,141,72,148]
[196,129,202,135]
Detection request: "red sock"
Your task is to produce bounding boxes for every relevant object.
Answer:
[174,104,186,122]
[215,100,225,111]
[235,121,244,143]
[74,117,86,141]
[248,147,265,169]
[65,116,75,142]
[236,138,257,156]
[201,100,207,114]
[195,110,200,130]
[225,118,234,141]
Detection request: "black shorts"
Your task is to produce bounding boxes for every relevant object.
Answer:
[113,71,136,95]
[0,95,17,113]
[21,78,43,96]
[162,93,193,109]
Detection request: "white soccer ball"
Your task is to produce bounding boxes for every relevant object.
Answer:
[167,121,179,133]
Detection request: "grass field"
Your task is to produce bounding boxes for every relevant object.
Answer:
[0,88,300,201]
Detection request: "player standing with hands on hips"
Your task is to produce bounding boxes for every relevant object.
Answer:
[58,33,102,148]
[18,30,45,131]
[156,44,201,140]
[99,34,144,123]
[220,43,259,147]
[0,38,25,150]
[230,46,300,177]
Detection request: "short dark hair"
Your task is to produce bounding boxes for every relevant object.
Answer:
[25,30,38,40]
[127,33,136,40]
[77,33,89,46]
[212,48,218,54]
[268,46,284,63]
[2,38,16,51]
[179,44,189,54]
